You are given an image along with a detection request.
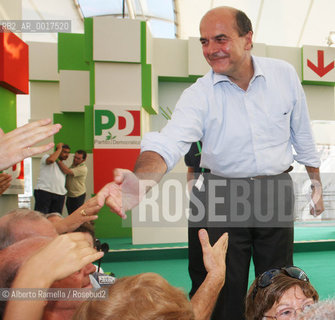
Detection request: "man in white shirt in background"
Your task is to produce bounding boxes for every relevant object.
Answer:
[34,143,70,214]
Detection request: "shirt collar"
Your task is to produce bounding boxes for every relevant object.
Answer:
[212,55,265,86]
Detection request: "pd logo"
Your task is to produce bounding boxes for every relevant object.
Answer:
[94,105,141,149]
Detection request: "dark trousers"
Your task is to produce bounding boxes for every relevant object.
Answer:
[188,173,294,320]
[66,193,86,214]
[34,189,65,214]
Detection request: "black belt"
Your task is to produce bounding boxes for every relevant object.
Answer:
[250,166,293,179]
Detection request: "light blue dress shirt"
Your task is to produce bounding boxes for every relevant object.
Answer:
[141,56,320,178]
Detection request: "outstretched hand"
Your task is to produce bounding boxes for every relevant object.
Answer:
[0,118,61,171]
[199,229,228,285]
[98,169,148,219]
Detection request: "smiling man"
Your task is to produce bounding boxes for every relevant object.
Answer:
[101,6,324,320]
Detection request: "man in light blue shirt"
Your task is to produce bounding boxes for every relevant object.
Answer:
[103,6,324,320]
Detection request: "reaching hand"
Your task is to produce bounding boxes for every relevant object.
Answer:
[19,233,104,286]
[0,119,61,171]
[199,229,228,285]
[100,169,148,219]
[0,173,12,195]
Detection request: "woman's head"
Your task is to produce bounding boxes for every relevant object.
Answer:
[73,272,195,320]
[245,267,318,320]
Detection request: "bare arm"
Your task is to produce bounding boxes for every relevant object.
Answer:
[103,151,168,218]
[133,151,167,182]
[57,160,74,175]
[53,196,102,234]
[3,233,103,320]
[305,166,324,216]
[191,230,228,320]
[46,143,63,164]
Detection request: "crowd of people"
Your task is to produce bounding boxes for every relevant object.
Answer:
[0,5,334,320]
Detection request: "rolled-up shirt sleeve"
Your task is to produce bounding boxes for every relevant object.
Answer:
[290,72,321,168]
[141,84,206,172]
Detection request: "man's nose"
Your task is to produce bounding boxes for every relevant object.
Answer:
[207,40,221,54]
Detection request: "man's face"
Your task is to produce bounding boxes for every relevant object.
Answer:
[51,232,95,290]
[51,263,96,289]
[59,148,70,161]
[73,153,84,167]
[200,9,252,78]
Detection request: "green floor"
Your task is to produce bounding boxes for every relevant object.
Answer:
[100,224,335,299]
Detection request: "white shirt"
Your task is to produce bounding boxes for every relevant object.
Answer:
[141,56,320,178]
[35,154,67,195]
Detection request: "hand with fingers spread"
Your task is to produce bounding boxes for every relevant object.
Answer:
[191,229,229,320]
[4,233,104,320]
[100,169,150,219]
[0,173,12,195]
[199,229,228,285]
[0,118,62,171]
[19,232,104,285]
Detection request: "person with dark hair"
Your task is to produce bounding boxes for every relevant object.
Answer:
[101,6,323,320]
[34,142,70,214]
[57,149,88,214]
[245,266,319,320]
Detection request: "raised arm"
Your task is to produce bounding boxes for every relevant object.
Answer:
[57,160,74,175]
[3,233,104,320]
[191,229,228,320]
[102,151,167,218]
[46,143,63,164]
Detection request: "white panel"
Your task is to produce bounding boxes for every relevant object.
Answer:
[59,70,90,112]
[154,38,188,77]
[95,62,141,106]
[93,16,141,62]
[0,0,21,20]
[154,81,191,132]
[132,159,188,244]
[188,37,210,76]
[141,108,151,136]
[151,66,159,113]
[146,23,154,65]
[251,43,267,57]
[304,85,335,121]
[30,82,60,119]
[312,121,335,145]
[266,46,302,79]
[28,42,59,81]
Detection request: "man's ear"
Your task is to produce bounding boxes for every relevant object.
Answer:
[244,31,253,51]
